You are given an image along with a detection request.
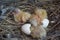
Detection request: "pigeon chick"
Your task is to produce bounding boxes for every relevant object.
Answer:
[30,8,49,27]
[12,8,31,23]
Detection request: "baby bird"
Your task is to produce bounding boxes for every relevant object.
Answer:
[30,8,48,27]
[30,8,49,38]
[12,8,31,24]
[21,8,49,40]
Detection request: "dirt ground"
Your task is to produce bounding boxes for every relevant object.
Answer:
[0,0,60,40]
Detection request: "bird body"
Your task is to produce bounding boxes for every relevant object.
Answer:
[30,25,46,38]
[12,8,31,23]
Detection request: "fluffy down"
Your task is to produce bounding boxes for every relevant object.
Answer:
[13,8,31,23]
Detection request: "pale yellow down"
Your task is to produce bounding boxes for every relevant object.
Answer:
[14,10,31,23]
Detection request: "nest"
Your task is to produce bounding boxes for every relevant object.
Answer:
[0,0,60,40]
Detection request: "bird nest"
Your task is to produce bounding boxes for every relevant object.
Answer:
[0,0,60,40]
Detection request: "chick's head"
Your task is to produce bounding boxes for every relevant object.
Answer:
[35,8,47,20]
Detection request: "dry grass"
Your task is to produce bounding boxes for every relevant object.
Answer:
[0,0,60,40]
